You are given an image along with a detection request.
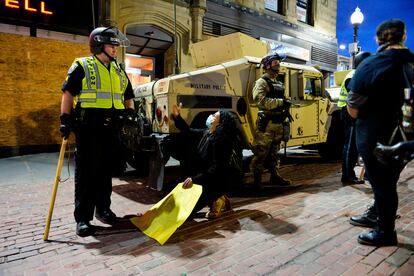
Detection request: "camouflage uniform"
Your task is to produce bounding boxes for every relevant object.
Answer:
[250,73,290,186]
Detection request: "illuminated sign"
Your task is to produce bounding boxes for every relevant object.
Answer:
[0,0,98,35]
[5,0,53,15]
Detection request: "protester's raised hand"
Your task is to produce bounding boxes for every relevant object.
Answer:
[183,177,193,189]
[171,102,182,118]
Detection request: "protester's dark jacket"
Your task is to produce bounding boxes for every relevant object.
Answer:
[348,48,414,142]
[349,49,414,119]
[172,115,235,187]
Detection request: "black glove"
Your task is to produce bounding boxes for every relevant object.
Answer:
[124,108,137,121]
[59,113,73,139]
[282,99,291,109]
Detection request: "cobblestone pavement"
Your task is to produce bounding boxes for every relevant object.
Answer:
[1,150,414,275]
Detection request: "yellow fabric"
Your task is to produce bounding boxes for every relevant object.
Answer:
[130,183,202,245]
[338,70,355,108]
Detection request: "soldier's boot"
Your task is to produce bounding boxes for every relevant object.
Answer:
[253,173,263,191]
[270,173,291,186]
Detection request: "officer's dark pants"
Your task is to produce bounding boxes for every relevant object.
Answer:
[74,123,118,223]
[341,108,359,180]
[355,117,403,232]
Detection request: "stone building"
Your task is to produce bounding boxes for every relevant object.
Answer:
[0,0,338,156]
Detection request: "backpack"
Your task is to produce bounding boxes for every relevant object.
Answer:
[401,61,414,136]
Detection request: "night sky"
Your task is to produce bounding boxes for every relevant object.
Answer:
[336,0,414,56]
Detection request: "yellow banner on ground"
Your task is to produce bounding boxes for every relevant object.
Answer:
[130,183,202,245]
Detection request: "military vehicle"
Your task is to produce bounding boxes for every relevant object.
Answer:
[124,33,342,186]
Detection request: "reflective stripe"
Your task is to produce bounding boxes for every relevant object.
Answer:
[119,72,123,90]
[81,59,91,90]
[80,89,96,93]
[78,98,96,102]
[96,92,112,99]
[93,62,101,89]
[113,93,122,100]
[78,91,97,102]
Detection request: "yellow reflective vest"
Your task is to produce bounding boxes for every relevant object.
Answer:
[74,56,128,109]
[337,70,355,108]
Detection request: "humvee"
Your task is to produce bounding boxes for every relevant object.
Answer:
[125,33,342,186]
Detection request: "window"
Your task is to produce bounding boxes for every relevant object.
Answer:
[125,54,155,88]
[265,0,284,15]
[296,0,313,25]
[304,77,321,96]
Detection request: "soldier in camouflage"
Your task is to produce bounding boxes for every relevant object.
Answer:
[250,53,292,189]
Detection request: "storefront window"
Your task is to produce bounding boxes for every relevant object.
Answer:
[125,54,154,88]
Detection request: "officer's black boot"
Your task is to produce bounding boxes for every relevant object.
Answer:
[253,173,263,191]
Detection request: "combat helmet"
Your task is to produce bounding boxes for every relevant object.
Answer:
[260,53,284,70]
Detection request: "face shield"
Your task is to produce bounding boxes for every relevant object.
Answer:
[93,27,130,47]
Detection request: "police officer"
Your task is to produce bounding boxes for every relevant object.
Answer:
[338,51,371,185]
[250,53,292,190]
[347,19,414,246]
[59,26,135,237]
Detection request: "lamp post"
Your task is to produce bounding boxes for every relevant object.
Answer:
[350,6,364,68]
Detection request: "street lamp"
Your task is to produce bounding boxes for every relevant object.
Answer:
[350,6,364,68]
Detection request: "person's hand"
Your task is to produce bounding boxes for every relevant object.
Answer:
[59,113,73,139]
[183,177,193,189]
[124,108,136,119]
[282,99,291,109]
[171,103,182,118]
[124,108,137,122]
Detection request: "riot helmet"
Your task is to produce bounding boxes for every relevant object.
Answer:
[353,51,371,69]
[89,26,130,55]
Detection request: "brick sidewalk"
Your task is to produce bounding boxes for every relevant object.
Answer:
[1,156,414,275]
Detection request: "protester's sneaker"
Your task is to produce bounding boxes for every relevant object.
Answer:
[350,205,377,228]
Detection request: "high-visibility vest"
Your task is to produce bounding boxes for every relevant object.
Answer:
[337,70,355,108]
[74,56,128,109]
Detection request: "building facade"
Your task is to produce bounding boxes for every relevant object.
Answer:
[0,0,338,156]
[114,0,338,87]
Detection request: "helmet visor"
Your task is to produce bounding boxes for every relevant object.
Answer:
[94,27,130,47]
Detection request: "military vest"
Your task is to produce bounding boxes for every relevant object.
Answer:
[261,76,285,100]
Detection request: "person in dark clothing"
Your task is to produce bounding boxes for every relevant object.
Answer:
[338,51,371,185]
[347,19,414,246]
[171,103,242,219]
[60,26,135,237]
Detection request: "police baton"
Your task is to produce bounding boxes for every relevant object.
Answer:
[43,138,68,241]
